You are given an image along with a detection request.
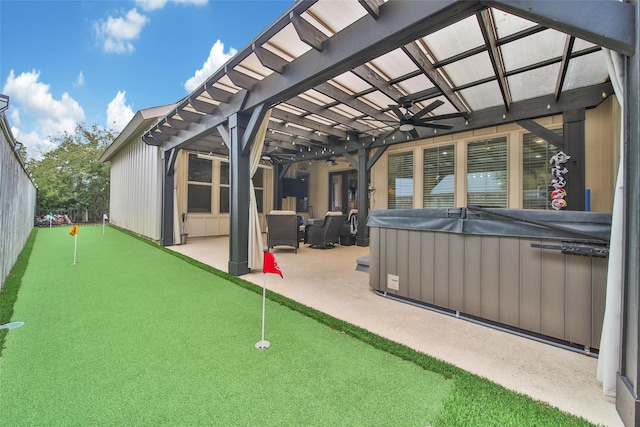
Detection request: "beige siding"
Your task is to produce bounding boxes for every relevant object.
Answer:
[109,138,162,242]
[585,96,621,212]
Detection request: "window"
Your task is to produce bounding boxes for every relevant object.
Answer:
[522,130,562,209]
[219,162,229,214]
[388,151,413,209]
[423,145,455,208]
[187,153,212,213]
[467,137,507,207]
[253,168,264,214]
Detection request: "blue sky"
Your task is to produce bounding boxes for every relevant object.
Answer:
[1,0,293,158]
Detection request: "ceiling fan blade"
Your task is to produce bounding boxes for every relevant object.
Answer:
[388,104,407,121]
[411,99,444,120]
[409,128,420,139]
[413,121,454,130]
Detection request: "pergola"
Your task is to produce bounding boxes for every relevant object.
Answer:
[141,1,638,422]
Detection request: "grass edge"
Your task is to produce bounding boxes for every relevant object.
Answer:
[0,228,38,358]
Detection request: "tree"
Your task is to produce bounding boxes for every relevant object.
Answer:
[29,124,114,221]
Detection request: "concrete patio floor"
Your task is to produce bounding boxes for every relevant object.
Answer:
[169,235,621,426]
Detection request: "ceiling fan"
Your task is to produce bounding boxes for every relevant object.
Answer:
[377,99,465,139]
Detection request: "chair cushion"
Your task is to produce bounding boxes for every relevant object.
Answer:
[269,210,296,215]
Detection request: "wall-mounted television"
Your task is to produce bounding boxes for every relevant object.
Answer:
[282,177,308,198]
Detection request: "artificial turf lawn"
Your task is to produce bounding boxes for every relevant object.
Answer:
[0,226,596,426]
[1,226,451,426]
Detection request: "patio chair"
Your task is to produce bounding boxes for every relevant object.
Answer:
[304,211,345,249]
[267,210,300,253]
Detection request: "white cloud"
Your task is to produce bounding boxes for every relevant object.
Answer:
[9,109,21,127]
[184,40,237,92]
[73,71,85,87]
[136,0,207,12]
[3,69,85,158]
[94,8,148,54]
[106,91,135,132]
[135,0,168,11]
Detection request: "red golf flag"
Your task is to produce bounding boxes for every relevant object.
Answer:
[263,251,283,278]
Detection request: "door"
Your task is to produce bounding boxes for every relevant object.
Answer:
[329,170,357,214]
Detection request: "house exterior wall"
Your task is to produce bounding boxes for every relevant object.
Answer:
[302,157,357,219]
[178,152,274,238]
[108,137,162,242]
[0,118,37,290]
[369,97,620,213]
[273,161,318,220]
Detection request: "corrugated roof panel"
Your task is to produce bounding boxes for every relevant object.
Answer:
[458,80,503,110]
[573,38,598,52]
[360,91,396,111]
[492,8,538,38]
[212,81,241,94]
[395,74,435,100]
[333,123,352,132]
[356,95,388,113]
[299,89,336,106]
[197,91,215,102]
[305,114,337,127]
[356,118,391,131]
[368,49,419,80]
[508,63,561,102]
[261,40,296,62]
[267,23,313,60]
[215,75,243,92]
[562,51,609,91]
[500,29,566,71]
[441,51,495,87]
[275,103,307,116]
[328,103,363,119]
[235,52,274,79]
[329,72,371,96]
[287,122,313,132]
[304,0,367,35]
[194,96,220,107]
[422,15,484,61]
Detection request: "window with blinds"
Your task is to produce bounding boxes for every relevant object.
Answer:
[388,151,414,209]
[423,145,455,208]
[522,129,562,209]
[219,162,230,214]
[466,137,508,207]
[187,153,212,213]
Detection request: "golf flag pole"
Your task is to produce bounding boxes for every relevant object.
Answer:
[256,250,283,349]
[69,224,79,265]
[102,213,108,234]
